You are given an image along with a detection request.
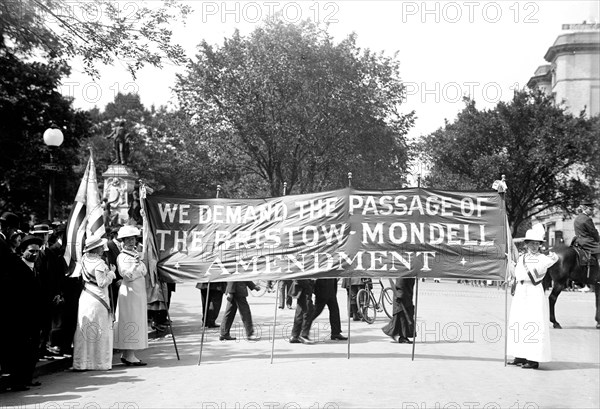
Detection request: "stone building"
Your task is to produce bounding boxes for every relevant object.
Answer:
[527,22,600,246]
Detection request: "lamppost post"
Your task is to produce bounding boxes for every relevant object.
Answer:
[43,123,64,221]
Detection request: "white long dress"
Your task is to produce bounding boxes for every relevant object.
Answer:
[114,249,149,350]
[507,251,558,362]
[73,254,116,370]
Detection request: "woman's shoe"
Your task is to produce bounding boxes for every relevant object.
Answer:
[507,357,527,366]
[521,361,539,369]
[121,357,147,366]
[398,337,413,344]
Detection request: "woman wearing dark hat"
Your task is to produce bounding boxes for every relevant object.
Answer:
[113,225,148,366]
[3,235,44,391]
[507,224,558,369]
[72,235,116,371]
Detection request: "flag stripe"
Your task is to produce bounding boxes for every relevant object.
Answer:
[64,152,105,269]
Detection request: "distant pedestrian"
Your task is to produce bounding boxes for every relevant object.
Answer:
[311,279,347,341]
[196,282,225,328]
[382,278,415,344]
[278,280,293,309]
[289,279,315,344]
[219,281,261,341]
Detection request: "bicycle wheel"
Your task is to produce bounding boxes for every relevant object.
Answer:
[356,289,376,324]
[381,287,395,319]
[250,280,268,297]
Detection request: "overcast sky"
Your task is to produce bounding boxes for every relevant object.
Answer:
[62,0,599,141]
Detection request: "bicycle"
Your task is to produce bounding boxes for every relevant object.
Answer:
[250,280,276,297]
[356,279,395,324]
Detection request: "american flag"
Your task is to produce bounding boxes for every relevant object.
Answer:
[63,152,106,274]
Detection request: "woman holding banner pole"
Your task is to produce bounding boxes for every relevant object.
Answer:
[507,224,558,369]
[114,225,149,366]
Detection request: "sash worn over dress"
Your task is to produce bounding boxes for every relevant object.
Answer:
[73,254,115,370]
[507,252,558,363]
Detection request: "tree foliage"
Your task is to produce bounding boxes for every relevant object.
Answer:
[0,52,92,220]
[175,19,415,196]
[417,90,599,234]
[0,0,190,78]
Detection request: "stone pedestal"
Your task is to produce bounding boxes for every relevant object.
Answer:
[102,164,138,226]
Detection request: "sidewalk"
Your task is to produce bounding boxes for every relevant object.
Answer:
[11,280,599,408]
[32,319,166,377]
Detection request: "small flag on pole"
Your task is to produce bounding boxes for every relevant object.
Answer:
[64,151,106,273]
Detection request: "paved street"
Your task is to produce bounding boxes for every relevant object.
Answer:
[2,281,599,409]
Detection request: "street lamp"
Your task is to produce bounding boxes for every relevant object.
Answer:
[43,123,64,221]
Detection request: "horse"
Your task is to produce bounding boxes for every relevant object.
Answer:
[543,243,600,329]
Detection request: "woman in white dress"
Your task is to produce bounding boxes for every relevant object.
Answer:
[114,225,149,366]
[73,235,116,371]
[507,224,558,369]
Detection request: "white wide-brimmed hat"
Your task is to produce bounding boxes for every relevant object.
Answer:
[84,235,108,252]
[524,224,545,242]
[117,225,140,239]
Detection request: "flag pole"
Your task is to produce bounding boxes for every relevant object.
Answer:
[198,184,221,365]
[139,180,179,360]
[270,283,280,364]
[411,182,422,361]
[270,182,286,364]
[496,175,510,367]
[347,172,352,359]
[160,279,180,360]
[198,281,211,365]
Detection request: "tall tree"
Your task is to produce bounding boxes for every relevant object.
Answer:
[417,90,599,234]
[175,19,414,196]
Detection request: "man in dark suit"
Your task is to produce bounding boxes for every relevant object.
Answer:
[311,278,347,341]
[278,280,293,309]
[105,225,122,309]
[219,281,261,341]
[574,202,600,263]
[37,226,68,357]
[289,279,315,344]
[196,282,225,328]
[0,212,20,390]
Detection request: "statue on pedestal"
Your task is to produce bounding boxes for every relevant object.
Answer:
[106,120,131,165]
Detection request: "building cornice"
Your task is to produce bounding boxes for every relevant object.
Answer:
[544,32,600,62]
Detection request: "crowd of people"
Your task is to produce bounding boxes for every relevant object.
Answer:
[0,200,597,392]
[0,210,159,392]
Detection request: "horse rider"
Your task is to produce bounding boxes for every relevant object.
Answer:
[573,201,600,268]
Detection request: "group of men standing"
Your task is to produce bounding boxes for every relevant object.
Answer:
[197,278,351,343]
[0,213,77,391]
[196,276,417,345]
